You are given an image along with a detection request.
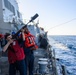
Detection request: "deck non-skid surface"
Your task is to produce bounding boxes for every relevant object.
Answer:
[0,48,53,75]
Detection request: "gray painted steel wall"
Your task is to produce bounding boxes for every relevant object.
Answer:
[0,0,12,34]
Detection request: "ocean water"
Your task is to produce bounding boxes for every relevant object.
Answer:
[48,35,76,75]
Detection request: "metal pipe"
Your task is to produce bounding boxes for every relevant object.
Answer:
[61,65,67,75]
[51,49,58,75]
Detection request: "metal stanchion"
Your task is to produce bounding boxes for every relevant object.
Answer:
[61,65,67,75]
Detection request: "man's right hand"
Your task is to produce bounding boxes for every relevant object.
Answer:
[21,29,25,33]
[8,39,13,44]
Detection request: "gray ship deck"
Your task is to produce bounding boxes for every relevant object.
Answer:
[0,47,57,75]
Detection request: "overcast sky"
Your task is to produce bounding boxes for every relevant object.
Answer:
[17,0,76,35]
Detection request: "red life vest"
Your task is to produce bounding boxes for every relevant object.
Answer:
[0,34,3,38]
[24,33,38,49]
[8,40,25,64]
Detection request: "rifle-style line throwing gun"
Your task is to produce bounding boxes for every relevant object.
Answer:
[13,13,39,38]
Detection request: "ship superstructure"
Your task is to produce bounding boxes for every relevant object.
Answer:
[0,0,22,34]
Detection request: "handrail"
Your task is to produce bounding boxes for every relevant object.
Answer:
[61,65,67,75]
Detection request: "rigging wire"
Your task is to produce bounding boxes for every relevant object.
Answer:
[48,18,76,31]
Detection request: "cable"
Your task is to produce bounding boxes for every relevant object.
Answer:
[48,18,76,31]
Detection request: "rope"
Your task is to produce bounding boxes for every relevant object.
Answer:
[48,18,76,31]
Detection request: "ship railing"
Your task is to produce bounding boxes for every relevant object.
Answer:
[50,48,68,75]
[61,65,67,75]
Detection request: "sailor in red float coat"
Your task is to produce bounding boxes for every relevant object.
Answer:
[21,26,38,75]
[2,33,26,75]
